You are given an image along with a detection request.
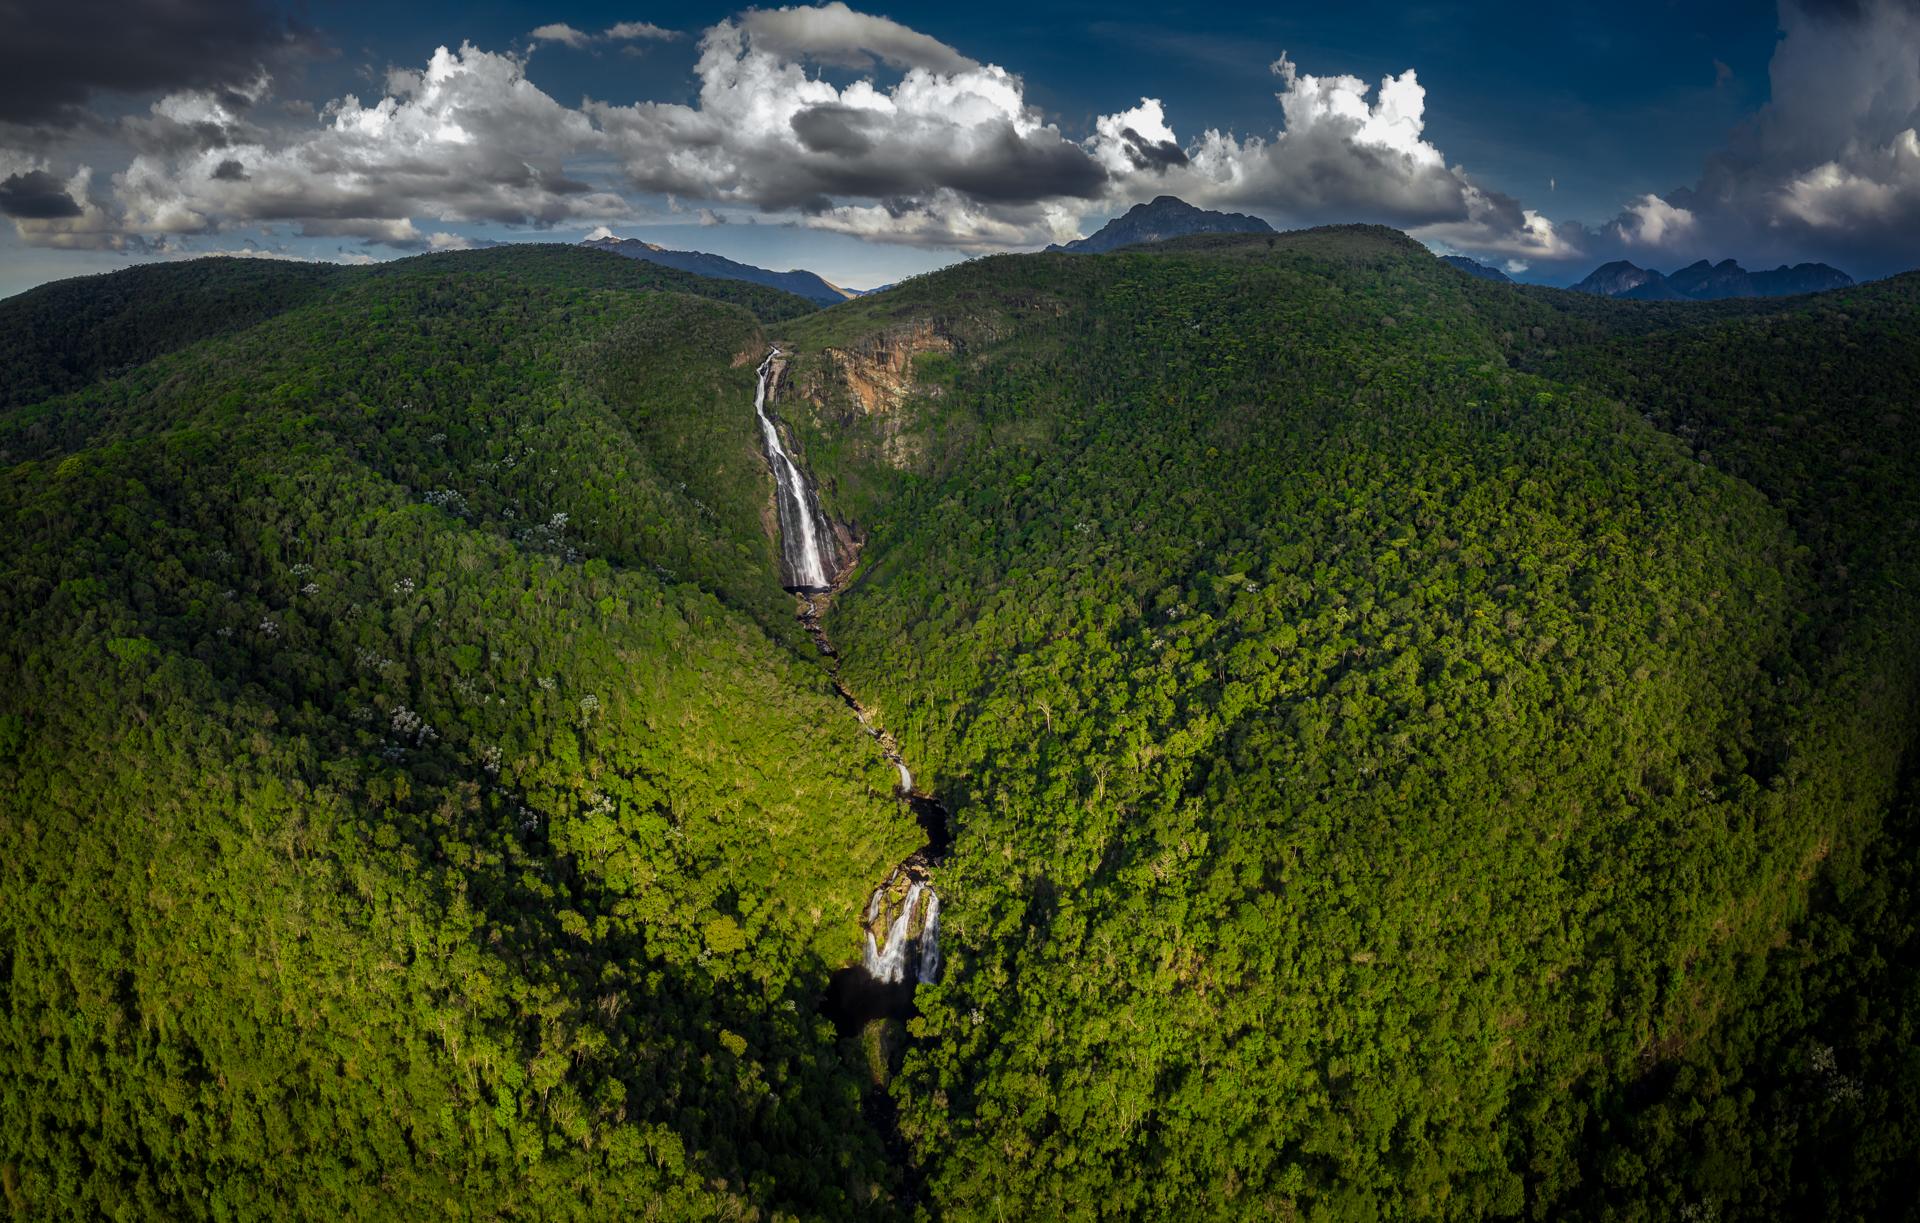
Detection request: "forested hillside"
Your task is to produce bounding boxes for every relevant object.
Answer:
[781,229,1920,1217]
[2,231,1916,1219]
[0,249,919,1216]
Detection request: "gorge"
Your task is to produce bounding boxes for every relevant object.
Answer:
[755,348,948,1029]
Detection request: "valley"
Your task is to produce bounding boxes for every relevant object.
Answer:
[752,344,951,1029]
[1,230,1917,1219]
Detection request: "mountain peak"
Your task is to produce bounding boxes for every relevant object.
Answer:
[1573,260,1661,297]
[1048,195,1274,254]
[1576,254,1853,300]
[581,236,856,306]
[1439,254,1512,282]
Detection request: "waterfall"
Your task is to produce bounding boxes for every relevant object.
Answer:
[915,890,941,983]
[863,881,925,984]
[858,876,944,986]
[753,350,837,590]
[754,344,945,1005]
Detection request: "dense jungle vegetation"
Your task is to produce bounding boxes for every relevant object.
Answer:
[2,230,1916,1219]
[0,248,917,1217]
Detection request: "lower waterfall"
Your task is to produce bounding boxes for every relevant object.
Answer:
[861,878,941,986]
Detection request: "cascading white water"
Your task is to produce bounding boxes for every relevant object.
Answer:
[863,881,924,984]
[754,348,943,993]
[753,350,836,590]
[858,877,944,985]
[915,890,941,984]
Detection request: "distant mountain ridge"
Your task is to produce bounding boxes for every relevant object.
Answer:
[582,236,858,306]
[1572,257,1853,301]
[1048,195,1274,254]
[1440,255,1511,282]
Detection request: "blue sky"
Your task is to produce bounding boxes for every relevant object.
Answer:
[4,0,1918,296]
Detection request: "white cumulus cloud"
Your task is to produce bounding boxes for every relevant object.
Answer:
[589,7,1104,248]
[104,44,629,248]
[1610,192,1699,247]
[1086,55,1568,260]
[528,23,593,50]
[1597,0,1920,274]
[605,22,678,42]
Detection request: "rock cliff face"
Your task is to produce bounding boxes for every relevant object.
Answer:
[787,320,957,468]
[821,320,955,415]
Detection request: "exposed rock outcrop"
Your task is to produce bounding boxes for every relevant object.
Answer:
[815,320,955,416]
[786,320,958,469]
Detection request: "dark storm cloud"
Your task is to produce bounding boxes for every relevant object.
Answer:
[1118,126,1189,172]
[936,122,1108,202]
[0,169,83,218]
[0,0,312,126]
[791,105,878,157]
[211,158,249,181]
[759,101,1107,211]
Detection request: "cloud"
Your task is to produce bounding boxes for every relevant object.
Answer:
[1610,192,1698,247]
[0,169,84,219]
[1085,58,1566,259]
[806,193,1083,248]
[2,8,1566,260]
[1729,0,1920,269]
[102,45,630,249]
[427,231,500,250]
[0,0,311,127]
[606,22,678,42]
[528,23,594,50]
[41,2,1920,277]
[1586,0,1920,274]
[0,155,137,249]
[530,20,680,51]
[736,2,977,74]
[589,7,1106,247]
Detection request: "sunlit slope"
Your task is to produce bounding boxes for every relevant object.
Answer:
[0,248,919,1217]
[780,229,1920,1216]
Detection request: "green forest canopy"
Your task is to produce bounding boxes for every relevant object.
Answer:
[2,232,1917,1219]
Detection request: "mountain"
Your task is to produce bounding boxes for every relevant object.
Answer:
[1440,253,1511,281]
[583,235,858,306]
[5,230,1920,1219]
[1749,261,1855,295]
[0,248,904,1217]
[1665,257,1857,299]
[1573,256,1854,300]
[1046,194,1273,253]
[1572,258,1668,297]
[1617,275,1691,301]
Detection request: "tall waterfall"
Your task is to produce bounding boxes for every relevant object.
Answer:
[758,345,945,1008]
[754,350,837,590]
[861,878,942,985]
